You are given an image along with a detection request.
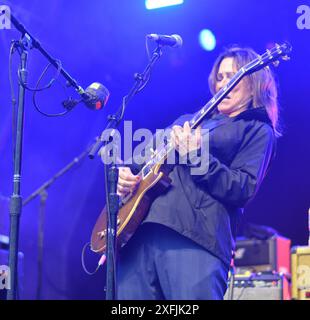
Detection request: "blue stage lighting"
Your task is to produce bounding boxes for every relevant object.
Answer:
[199,29,216,51]
[145,0,184,10]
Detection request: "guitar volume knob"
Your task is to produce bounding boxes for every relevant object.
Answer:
[97,229,107,239]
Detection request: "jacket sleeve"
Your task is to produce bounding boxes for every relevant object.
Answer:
[190,124,276,207]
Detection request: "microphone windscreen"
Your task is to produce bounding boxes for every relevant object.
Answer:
[84,82,110,110]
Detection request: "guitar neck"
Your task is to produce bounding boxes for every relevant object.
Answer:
[190,68,244,129]
[136,69,245,178]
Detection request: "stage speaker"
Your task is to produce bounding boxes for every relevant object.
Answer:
[234,235,291,299]
[224,272,284,300]
[234,235,291,274]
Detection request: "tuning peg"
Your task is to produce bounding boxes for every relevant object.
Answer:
[282,55,290,61]
[266,49,273,59]
[272,60,280,67]
[150,148,156,158]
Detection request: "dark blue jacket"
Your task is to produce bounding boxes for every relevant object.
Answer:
[131,107,276,267]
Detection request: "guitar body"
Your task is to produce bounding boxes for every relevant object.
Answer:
[90,164,172,253]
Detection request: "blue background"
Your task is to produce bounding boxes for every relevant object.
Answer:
[0,0,309,299]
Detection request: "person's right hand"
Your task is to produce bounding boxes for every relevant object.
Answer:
[117,167,141,197]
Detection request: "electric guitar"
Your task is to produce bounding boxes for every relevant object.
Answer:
[90,42,292,254]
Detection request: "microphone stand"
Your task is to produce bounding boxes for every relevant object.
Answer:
[7,32,29,301]
[88,45,163,300]
[7,13,93,300]
[22,141,98,300]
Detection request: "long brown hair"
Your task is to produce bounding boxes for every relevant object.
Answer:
[208,46,281,137]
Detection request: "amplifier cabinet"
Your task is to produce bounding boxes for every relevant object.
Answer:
[234,236,291,275]
[225,272,284,300]
[291,246,310,300]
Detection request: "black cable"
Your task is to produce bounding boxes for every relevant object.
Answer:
[11,40,72,117]
[17,58,62,92]
[135,37,157,93]
[32,63,72,117]
[136,70,151,93]
[114,37,153,123]
[117,96,127,121]
[145,36,151,61]
[81,242,102,276]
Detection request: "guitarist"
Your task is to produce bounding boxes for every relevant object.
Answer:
[115,46,279,300]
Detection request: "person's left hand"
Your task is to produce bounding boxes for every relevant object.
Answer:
[171,121,202,157]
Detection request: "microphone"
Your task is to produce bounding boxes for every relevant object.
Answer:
[62,82,110,111]
[80,82,110,110]
[146,34,183,48]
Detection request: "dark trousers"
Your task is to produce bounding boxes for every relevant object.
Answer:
[117,223,229,300]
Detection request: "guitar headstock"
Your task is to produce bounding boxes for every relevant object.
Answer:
[243,42,292,75]
[189,42,292,130]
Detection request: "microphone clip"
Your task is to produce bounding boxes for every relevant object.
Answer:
[62,97,80,110]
